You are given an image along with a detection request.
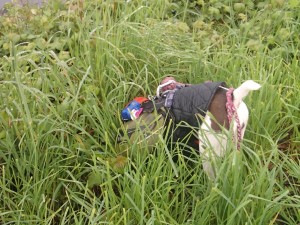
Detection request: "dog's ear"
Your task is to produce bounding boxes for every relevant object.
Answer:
[233,80,261,108]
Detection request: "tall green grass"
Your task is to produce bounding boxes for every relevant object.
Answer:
[0,0,299,224]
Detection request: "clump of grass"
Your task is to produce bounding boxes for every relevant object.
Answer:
[0,0,299,224]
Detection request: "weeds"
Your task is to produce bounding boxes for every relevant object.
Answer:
[0,0,299,224]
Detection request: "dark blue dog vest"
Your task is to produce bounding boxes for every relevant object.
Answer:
[170,81,226,127]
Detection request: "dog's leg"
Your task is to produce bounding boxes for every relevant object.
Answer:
[199,115,228,179]
[199,107,247,179]
[235,101,249,140]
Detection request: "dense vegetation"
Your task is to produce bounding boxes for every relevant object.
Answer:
[0,0,299,224]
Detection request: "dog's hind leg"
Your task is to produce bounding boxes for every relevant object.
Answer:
[199,115,228,179]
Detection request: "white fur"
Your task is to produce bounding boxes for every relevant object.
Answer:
[199,80,261,179]
[233,80,261,108]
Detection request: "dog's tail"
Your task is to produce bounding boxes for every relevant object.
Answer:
[233,80,261,108]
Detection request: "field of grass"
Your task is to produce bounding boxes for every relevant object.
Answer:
[0,0,299,224]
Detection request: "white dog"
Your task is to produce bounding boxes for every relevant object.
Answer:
[198,80,261,179]
[157,79,261,179]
